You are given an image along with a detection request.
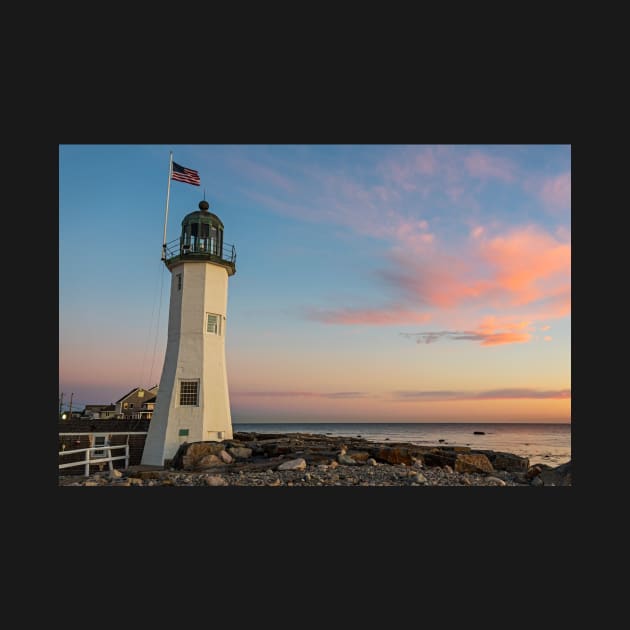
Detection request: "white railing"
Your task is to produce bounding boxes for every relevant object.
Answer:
[59,445,130,477]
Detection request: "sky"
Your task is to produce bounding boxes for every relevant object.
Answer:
[59,145,571,423]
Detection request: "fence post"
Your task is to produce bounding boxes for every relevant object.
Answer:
[84,448,90,477]
[125,444,129,469]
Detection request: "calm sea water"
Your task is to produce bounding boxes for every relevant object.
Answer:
[233,422,571,467]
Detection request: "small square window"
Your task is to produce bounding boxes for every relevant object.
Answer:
[179,381,199,406]
[207,313,221,335]
[92,435,109,458]
[177,273,182,290]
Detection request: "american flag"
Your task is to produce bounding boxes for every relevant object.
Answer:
[171,161,201,186]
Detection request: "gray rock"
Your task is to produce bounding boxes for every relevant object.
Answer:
[228,446,253,459]
[219,450,234,464]
[492,452,529,472]
[278,458,307,471]
[338,454,357,465]
[366,458,377,466]
[413,473,428,484]
[531,476,544,487]
[443,465,454,474]
[538,461,571,486]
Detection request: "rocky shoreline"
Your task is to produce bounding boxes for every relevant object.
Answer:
[58,431,571,487]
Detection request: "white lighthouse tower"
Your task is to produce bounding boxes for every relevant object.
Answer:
[141,200,236,466]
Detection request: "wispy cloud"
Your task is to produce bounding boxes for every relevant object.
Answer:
[230,156,295,192]
[464,151,516,182]
[400,328,531,347]
[393,388,571,401]
[306,306,431,325]
[539,172,570,208]
[238,148,570,347]
[233,391,370,399]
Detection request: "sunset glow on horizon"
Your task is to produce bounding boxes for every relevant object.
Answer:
[59,145,571,422]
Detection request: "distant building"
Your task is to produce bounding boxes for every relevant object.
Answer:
[115,386,159,420]
[82,404,117,420]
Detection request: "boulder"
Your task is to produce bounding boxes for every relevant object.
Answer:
[172,441,225,470]
[374,447,414,465]
[197,454,222,469]
[347,450,370,463]
[492,452,529,472]
[228,446,253,459]
[538,461,571,486]
[366,458,377,466]
[338,454,357,465]
[423,450,457,468]
[219,450,234,464]
[526,465,544,479]
[454,453,494,474]
[413,472,428,484]
[278,458,307,471]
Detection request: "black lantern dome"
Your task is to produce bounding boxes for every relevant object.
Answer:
[164,201,236,275]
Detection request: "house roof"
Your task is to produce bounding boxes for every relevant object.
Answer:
[115,387,140,404]
[116,386,159,403]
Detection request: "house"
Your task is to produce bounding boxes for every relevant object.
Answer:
[137,395,156,420]
[82,404,117,420]
[115,385,159,420]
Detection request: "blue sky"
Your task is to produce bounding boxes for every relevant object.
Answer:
[59,144,571,421]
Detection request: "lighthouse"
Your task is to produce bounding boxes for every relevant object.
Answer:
[141,200,236,466]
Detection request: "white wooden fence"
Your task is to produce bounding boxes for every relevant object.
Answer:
[59,444,130,477]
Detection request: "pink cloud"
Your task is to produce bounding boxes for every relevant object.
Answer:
[540,172,570,208]
[233,391,369,399]
[477,226,571,307]
[544,335,552,342]
[231,157,295,192]
[415,150,437,175]
[322,224,570,346]
[480,332,532,346]
[464,151,515,182]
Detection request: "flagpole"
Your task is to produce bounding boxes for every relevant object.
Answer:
[161,151,174,261]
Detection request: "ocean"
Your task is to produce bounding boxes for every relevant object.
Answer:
[233,422,571,467]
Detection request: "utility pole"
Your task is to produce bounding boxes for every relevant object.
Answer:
[59,392,64,417]
[68,392,74,419]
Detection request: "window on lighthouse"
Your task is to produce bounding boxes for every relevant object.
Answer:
[179,381,199,406]
[206,313,221,335]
